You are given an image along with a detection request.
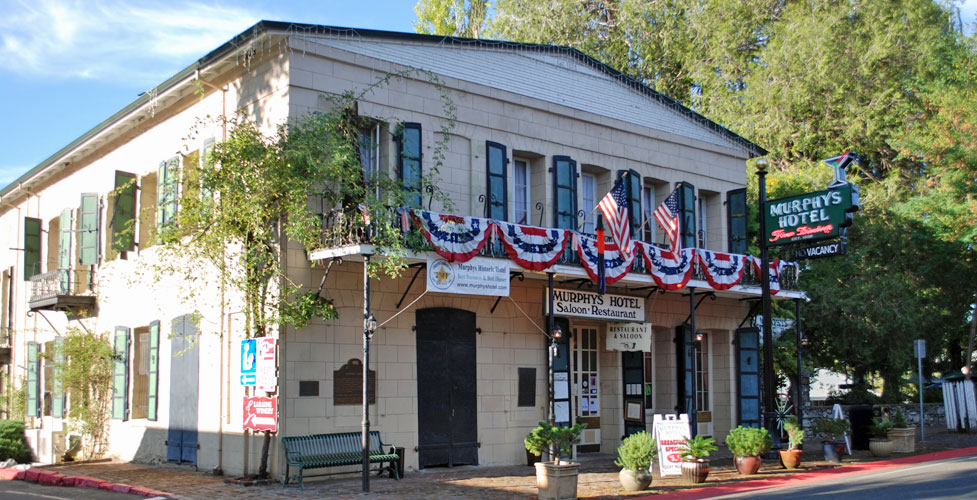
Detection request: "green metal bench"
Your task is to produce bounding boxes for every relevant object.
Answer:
[280,431,401,488]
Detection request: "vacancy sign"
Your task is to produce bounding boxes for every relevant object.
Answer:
[243,396,278,432]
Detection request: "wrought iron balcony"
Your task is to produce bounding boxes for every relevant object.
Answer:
[317,207,800,293]
[28,269,96,312]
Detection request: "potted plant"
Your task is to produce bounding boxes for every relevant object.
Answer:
[889,408,916,453]
[869,418,894,457]
[779,417,804,469]
[811,417,849,463]
[679,435,718,484]
[614,431,657,491]
[725,425,773,475]
[525,421,587,500]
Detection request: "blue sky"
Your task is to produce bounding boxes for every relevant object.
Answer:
[1,0,975,189]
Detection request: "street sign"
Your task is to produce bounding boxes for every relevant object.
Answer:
[764,184,855,246]
[240,339,256,385]
[794,240,847,260]
[243,396,278,432]
[256,338,277,392]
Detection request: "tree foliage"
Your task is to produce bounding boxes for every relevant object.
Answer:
[49,328,114,459]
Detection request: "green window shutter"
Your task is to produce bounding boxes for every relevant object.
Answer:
[52,338,64,418]
[157,157,179,228]
[112,327,130,420]
[111,172,137,252]
[485,141,507,220]
[727,188,748,254]
[201,138,215,201]
[619,169,642,234]
[26,342,40,418]
[23,218,41,281]
[552,156,578,231]
[678,182,696,249]
[148,320,160,421]
[79,194,99,265]
[58,210,72,294]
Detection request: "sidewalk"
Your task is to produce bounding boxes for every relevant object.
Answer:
[37,425,977,500]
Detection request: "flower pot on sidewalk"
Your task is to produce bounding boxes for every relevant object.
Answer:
[779,449,803,469]
[534,461,579,500]
[734,455,763,475]
[869,438,893,457]
[889,427,916,453]
[681,459,710,483]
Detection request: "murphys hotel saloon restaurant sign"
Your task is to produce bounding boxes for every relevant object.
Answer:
[764,184,856,246]
[544,289,646,322]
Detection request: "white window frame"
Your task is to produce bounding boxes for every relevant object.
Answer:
[581,173,597,235]
[642,185,655,243]
[513,159,530,224]
[698,196,707,249]
[573,325,601,418]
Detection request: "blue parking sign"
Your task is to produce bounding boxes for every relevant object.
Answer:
[240,339,257,385]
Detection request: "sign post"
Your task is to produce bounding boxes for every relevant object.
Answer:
[915,339,926,441]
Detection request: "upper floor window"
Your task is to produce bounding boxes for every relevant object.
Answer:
[156,157,179,228]
[552,156,578,231]
[727,188,747,254]
[78,193,99,266]
[642,185,655,243]
[678,182,696,249]
[486,141,507,220]
[110,172,138,254]
[698,197,707,249]
[397,123,422,208]
[23,217,41,280]
[580,173,596,234]
[359,123,381,198]
[513,159,530,224]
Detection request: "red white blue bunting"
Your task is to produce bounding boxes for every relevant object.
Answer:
[636,242,694,291]
[414,210,494,263]
[750,257,796,295]
[696,250,747,291]
[495,222,570,271]
[573,233,634,285]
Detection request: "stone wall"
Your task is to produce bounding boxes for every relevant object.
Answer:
[802,403,946,428]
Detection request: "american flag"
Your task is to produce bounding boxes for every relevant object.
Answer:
[598,180,633,260]
[654,188,681,253]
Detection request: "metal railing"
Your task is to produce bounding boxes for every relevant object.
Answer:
[29,270,70,303]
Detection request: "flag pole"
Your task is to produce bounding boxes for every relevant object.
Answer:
[579,172,629,230]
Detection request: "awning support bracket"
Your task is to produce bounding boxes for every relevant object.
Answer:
[395,263,427,309]
[489,273,525,314]
[682,291,716,324]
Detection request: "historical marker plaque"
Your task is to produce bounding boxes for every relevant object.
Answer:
[333,358,376,406]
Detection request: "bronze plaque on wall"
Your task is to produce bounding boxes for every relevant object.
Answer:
[334,358,376,405]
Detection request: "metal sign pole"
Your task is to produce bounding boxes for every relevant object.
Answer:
[915,339,926,442]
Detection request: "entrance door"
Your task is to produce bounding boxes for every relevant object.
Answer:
[416,308,478,468]
[622,351,645,437]
[573,325,601,452]
[166,315,199,464]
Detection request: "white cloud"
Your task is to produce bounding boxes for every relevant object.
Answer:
[0,0,269,85]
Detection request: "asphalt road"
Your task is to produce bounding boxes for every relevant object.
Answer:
[0,480,141,500]
[709,454,977,500]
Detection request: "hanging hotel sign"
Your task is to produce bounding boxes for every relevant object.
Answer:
[606,323,652,352]
[426,256,510,296]
[794,240,847,260]
[544,289,645,321]
[764,184,855,246]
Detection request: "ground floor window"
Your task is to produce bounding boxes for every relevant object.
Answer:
[695,333,710,412]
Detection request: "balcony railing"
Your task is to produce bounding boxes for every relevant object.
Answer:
[317,208,800,292]
[28,269,96,312]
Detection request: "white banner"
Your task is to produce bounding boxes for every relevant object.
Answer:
[426,256,510,296]
[544,289,645,321]
[653,414,691,476]
[753,315,795,339]
[606,323,652,352]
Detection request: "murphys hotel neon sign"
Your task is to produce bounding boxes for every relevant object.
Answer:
[764,184,854,246]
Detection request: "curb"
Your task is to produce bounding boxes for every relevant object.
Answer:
[637,446,977,500]
[0,467,171,497]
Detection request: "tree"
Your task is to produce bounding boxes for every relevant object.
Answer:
[414,0,487,38]
[50,328,114,459]
[156,75,455,477]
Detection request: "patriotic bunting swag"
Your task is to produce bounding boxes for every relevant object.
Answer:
[574,233,634,285]
[495,222,570,271]
[750,257,795,295]
[636,242,694,291]
[696,250,747,291]
[414,210,494,263]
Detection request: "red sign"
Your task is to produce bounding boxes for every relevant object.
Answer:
[243,396,278,432]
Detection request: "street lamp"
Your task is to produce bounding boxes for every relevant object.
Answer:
[361,255,375,492]
[756,158,778,448]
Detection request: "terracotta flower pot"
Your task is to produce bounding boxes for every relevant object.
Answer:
[734,455,762,475]
[681,459,710,484]
[869,438,893,457]
[618,468,652,491]
[779,449,803,469]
